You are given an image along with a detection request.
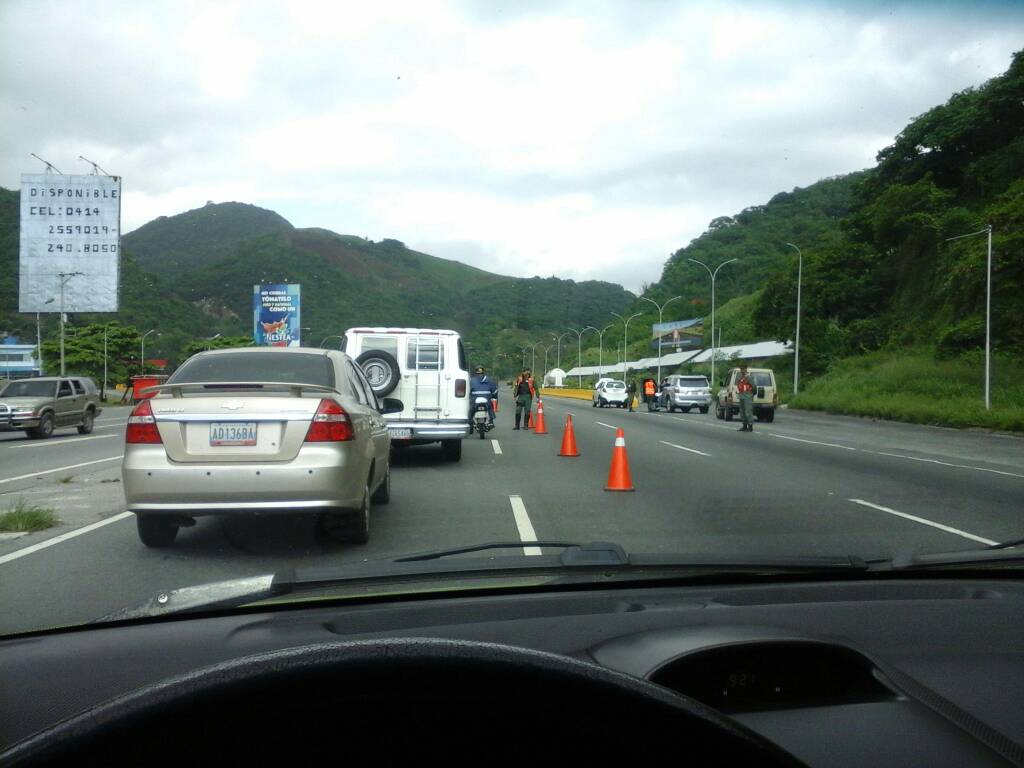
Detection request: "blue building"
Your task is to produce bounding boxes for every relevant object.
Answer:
[0,337,41,378]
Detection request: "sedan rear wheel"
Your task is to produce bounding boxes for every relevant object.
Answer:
[371,464,391,504]
[347,486,371,544]
[136,514,179,548]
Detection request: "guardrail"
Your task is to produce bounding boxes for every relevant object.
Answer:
[536,388,592,402]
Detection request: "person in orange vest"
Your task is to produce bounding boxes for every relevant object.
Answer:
[736,363,756,432]
[642,378,657,412]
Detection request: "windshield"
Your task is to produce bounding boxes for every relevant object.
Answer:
[1,2,1023,637]
[0,380,55,398]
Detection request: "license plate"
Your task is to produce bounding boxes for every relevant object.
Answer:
[388,427,412,439]
[210,422,257,446]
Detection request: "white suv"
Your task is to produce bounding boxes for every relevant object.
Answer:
[344,328,472,461]
[593,379,629,408]
[659,374,711,414]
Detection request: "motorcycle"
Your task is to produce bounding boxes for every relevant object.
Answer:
[472,395,494,439]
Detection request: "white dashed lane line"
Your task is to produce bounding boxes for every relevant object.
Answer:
[659,440,711,457]
[491,440,502,455]
[0,455,124,485]
[5,434,119,450]
[595,422,618,430]
[0,511,134,566]
[848,499,998,546]
[767,433,856,451]
[508,495,541,556]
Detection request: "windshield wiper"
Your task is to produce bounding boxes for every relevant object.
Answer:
[884,545,1024,571]
[95,542,873,624]
[986,536,1024,551]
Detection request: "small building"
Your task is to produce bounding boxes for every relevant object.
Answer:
[544,367,567,387]
[0,336,41,378]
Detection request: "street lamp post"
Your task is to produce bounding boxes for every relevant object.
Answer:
[566,328,586,387]
[610,312,642,381]
[785,243,803,395]
[583,324,615,378]
[57,271,84,375]
[555,331,572,371]
[639,295,683,383]
[687,258,738,387]
[141,330,158,373]
[945,225,994,410]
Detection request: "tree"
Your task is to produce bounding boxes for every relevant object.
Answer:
[181,335,254,358]
[40,322,143,392]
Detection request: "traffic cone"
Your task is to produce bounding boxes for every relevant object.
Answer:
[533,398,548,434]
[558,414,580,457]
[604,428,635,492]
[492,398,499,413]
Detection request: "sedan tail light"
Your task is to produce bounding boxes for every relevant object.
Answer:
[305,399,354,442]
[126,400,163,444]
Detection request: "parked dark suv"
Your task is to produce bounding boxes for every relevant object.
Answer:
[0,377,103,439]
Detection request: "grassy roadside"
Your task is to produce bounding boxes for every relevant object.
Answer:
[0,499,60,532]
[790,349,1024,432]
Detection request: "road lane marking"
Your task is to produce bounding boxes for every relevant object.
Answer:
[0,455,124,485]
[595,421,617,430]
[768,433,856,451]
[672,417,737,431]
[867,451,1024,480]
[0,511,134,566]
[848,499,998,546]
[659,440,711,457]
[508,495,541,556]
[5,434,118,450]
[491,440,502,455]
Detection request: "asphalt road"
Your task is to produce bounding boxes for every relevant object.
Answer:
[1,396,1022,635]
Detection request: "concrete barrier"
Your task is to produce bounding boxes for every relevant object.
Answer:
[538,388,592,402]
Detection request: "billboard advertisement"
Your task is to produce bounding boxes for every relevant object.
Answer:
[253,284,301,346]
[19,173,121,312]
[652,318,703,349]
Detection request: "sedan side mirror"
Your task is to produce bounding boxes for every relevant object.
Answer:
[380,397,404,415]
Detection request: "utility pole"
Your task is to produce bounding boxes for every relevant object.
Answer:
[57,272,84,376]
[785,243,803,394]
[945,225,994,410]
[610,312,642,381]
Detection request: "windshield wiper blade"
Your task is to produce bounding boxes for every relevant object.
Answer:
[94,574,291,623]
[392,541,626,564]
[885,548,1024,570]
[986,536,1024,551]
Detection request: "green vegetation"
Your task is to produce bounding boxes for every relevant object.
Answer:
[0,499,59,532]
[790,349,1024,432]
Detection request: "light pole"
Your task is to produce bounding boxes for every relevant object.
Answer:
[785,243,803,395]
[584,324,615,378]
[945,225,994,410]
[320,335,345,349]
[141,330,158,373]
[555,331,573,371]
[610,312,642,380]
[538,344,551,381]
[688,258,738,386]
[520,347,529,370]
[57,271,84,375]
[639,295,683,383]
[103,325,108,399]
[565,328,586,387]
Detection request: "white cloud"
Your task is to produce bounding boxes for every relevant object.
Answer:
[2,0,1021,292]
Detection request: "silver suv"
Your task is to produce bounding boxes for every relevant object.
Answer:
[659,375,711,413]
[0,377,103,439]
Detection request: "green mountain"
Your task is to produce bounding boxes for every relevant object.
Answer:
[125,201,294,278]
[1,192,634,375]
[753,49,1024,375]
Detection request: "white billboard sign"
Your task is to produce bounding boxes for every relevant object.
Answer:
[19,173,121,312]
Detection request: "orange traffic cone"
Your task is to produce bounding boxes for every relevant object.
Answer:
[533,398,548,434]
[604,428,635,492]
[558,414,580,457]
[492,398,499,413]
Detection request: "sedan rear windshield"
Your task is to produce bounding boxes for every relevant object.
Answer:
[0,380,56,397]
[169,352,335,387]
[605,381,625,389]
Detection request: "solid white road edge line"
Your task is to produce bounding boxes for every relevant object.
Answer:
[0,511,134,566]
[768,433,856,451]
[491,440,502,455]
[848,498,998,546]
[6,434,118,450]
[595,422,617,430]
[508,495,541,556]
[659,440,711,457]
[0,455,124,485]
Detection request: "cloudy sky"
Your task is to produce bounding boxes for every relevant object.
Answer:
[2,1,1021,292]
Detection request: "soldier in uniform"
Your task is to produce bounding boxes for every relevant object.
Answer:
[736,363,755,432]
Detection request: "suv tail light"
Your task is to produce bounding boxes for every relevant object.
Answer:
[455,378,466,397]
[305,399,354,442]
[125,400,163,444]
[773,392,780,405]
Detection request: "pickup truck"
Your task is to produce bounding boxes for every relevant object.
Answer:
[0,376,103,439]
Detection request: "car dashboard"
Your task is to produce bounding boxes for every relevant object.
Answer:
[2,576,1023,766]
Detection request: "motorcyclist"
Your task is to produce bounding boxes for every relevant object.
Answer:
[469,365,498,426]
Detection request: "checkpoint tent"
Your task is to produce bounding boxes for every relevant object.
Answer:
[544,368,567,387]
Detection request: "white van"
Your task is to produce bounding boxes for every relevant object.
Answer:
[344,328,472,461]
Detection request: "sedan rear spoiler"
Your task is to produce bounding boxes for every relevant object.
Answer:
[140,382,342,398]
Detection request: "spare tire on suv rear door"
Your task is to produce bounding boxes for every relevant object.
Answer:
[356,350,401,397]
